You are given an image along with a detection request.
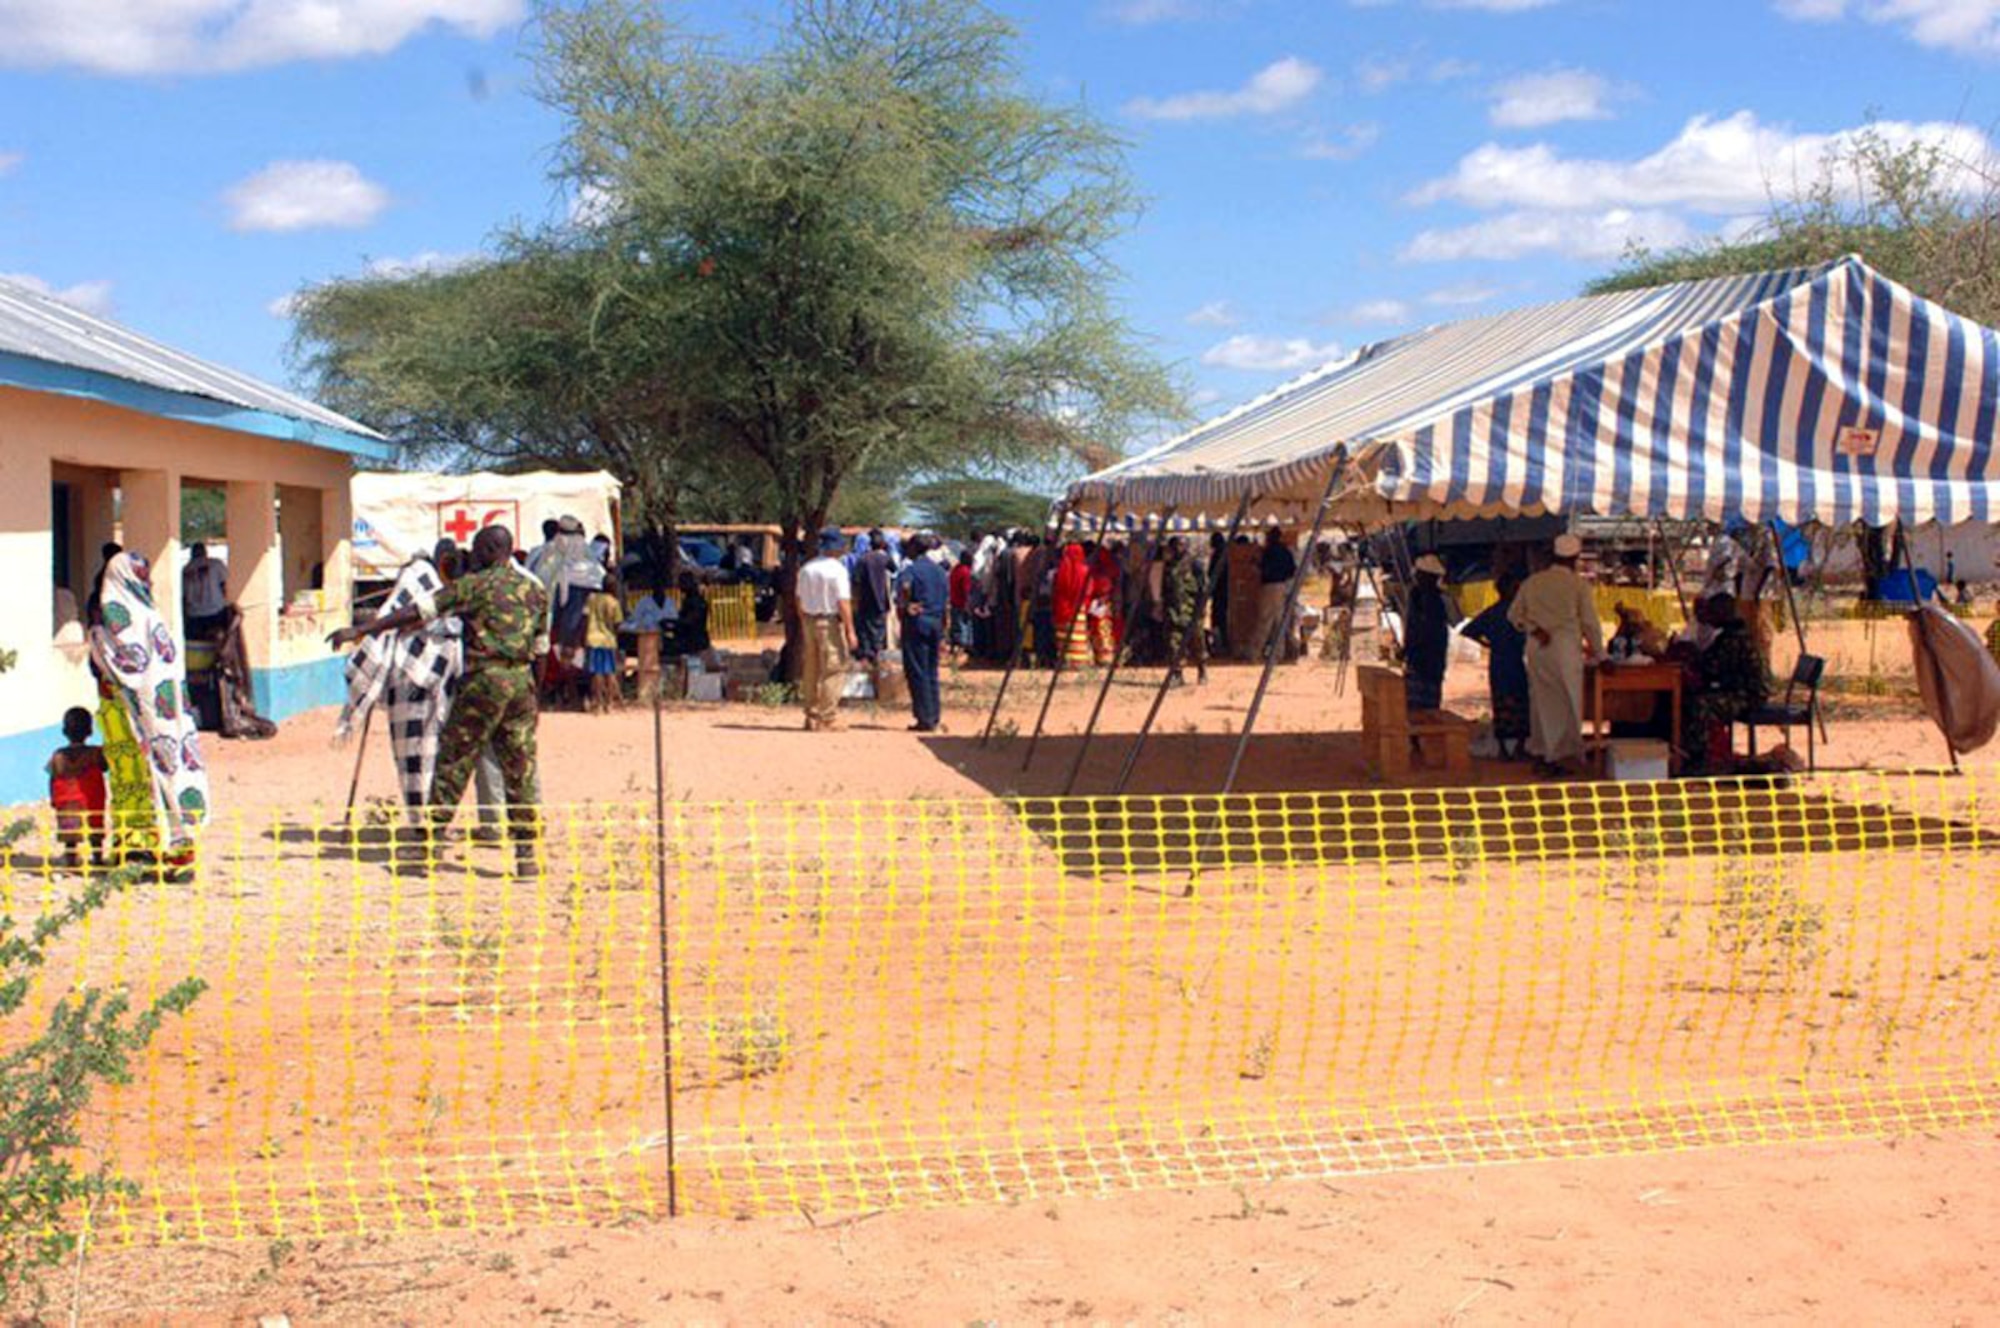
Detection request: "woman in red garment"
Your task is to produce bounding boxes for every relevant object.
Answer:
[1051,543,1093,670]
[1086,544,1123,665]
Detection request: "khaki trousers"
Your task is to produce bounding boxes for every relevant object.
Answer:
[802,616,847,729]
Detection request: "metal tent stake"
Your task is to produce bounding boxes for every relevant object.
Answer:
[1062,508,1177,796]
[1220,457,1348,798]
[980,500,1071,747]
[1022,498,1118,774]
[1114,493,1255,795]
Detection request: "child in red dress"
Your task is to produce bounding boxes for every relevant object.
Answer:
[47,707,107,869]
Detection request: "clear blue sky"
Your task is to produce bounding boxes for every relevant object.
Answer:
[1,0,1996,441]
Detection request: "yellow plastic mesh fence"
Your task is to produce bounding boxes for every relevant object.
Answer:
[5,769,2000,1239]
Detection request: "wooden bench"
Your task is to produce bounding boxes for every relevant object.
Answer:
[1357,664,1474,779]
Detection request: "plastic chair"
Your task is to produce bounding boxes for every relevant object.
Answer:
[1745,653,1825,771]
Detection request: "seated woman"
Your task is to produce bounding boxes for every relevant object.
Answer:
[674,570,712,658]
[1677,593,1769,774]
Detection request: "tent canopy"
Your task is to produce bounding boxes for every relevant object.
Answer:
[1070,257,2000,530]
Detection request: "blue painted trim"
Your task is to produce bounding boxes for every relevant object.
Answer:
[0,719,63,809]
[0,659,345,809]
[251,654,347,723]
[0,350,393,461]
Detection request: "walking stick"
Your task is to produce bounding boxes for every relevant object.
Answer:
[342,707,373,826]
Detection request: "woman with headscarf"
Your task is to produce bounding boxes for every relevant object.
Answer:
[87,552,209,870]
[537,516,603,700]
[1086,542,1123,665]
[336,555,463,811]
[1051,542,1093,670]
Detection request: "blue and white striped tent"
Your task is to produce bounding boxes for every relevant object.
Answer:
[1071,256,2000,529]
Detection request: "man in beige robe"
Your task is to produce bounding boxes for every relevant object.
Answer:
[1509,534,1604,775]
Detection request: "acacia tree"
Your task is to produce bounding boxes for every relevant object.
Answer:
[291,242,765,580]
[1591,126,2000,583]
[534,0,1177,660]
[1592,125,2000,315]
[293,0,1176,662]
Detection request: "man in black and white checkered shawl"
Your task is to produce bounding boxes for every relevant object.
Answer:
[336,558,465,809]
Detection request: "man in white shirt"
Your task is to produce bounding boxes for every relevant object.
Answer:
[1508,533,1604,777]
[797,526,858,731]
[183,542,230,639]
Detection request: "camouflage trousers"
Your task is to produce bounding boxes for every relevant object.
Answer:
[430,664,540,841]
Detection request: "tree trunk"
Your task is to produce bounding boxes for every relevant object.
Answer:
[776,508,829,682]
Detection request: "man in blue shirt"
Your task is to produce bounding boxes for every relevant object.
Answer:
[896,533,952,732]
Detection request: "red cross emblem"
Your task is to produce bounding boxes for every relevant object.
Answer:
[437,502,520,545]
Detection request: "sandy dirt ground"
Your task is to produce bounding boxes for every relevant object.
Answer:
[210,642,1991,816]
[80,1133,2000,1324]
[25,641,2000,1324]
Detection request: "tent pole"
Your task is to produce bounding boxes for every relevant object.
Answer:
[1767,518,1829,746]
[1114,494,1255,796]
[1899,522,1960,771]
[1329,531,1367,700]
[1360,543,1400,651]
[979,499,1069,746]
[1063,506,1177,796]
[1023,498,1118,773]
[1221,458,1348,797]
[1656,519,1691,625]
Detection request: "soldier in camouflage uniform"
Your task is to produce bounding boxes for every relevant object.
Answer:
[1161,537,1208,686]
[332,525,549,863]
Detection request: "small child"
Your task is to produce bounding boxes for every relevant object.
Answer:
[47,707,108,869]
[584,572,626,714]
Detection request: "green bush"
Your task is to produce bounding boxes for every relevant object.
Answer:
[1,822,205,1308]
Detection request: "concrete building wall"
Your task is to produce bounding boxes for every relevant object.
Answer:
[0,385,361,805]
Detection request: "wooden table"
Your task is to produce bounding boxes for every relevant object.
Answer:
[1589,660,1683,772]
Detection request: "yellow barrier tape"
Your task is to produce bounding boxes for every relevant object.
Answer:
[3,770,1998,1236]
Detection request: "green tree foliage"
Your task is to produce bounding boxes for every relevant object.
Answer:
[292,0,1176,658]
[291,244,759,549]
[904,474,1051,541]
[179,487,226,544]
[1591,125,1998,579]
[1,832,205,1308]
[1590,125,2000,324]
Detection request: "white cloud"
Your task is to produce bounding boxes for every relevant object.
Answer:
[1,273,115,316]
[1299,123,1381,161]
[1402,208,1695,262]
[1488,68,1615,128]
[1774,0,2000,54]
[1349,0,1563,7]
[1189,387,1226,408]
[1411,112,1996,214]
[1202,333,1346,372]
[1424,282,1501,306]
[1102,0,1204,20]
[1184,299,1241,327]
[225,159,389,233]
[1342,298,1414,323]
[365,250,475,278]
[1126,57,1323,122]
[1355,55,1412,93]
[0,0,523,75]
